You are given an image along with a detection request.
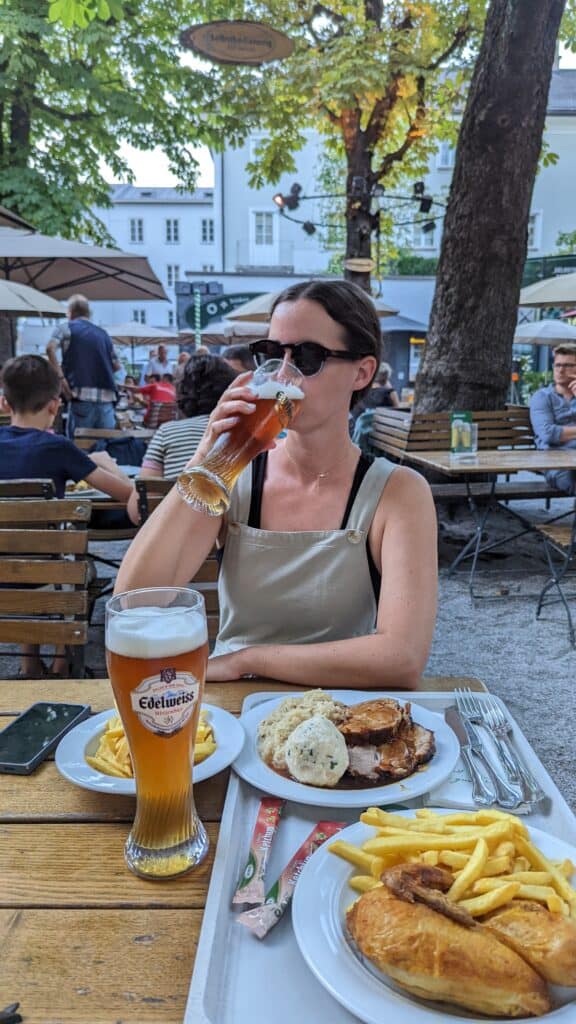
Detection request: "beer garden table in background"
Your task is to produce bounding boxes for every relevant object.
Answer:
[0,675,485,1024]
[400,448,576,597]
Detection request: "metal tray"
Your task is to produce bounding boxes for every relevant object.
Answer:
[185,691,576,1024]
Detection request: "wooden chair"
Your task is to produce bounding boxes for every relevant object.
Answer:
[0,479,55,499]
[73,427,154,451]
[535,520,576,646]
[0,498,92,677]
[135,477,174,523]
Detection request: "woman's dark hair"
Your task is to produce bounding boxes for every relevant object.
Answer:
[224,344,255,371]
[177,353,237,418]
[270,280,382,407]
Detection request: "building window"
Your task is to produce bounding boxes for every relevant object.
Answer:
[132,309,146,324]
[201,264,215,272]
[166,218,180,243]
[412,220,437,250]
[166,264,180,288]
[436,141,456,169]
[254,211,274,246]
[129,218,144,243]
[528,212,542,250]
[201,218,215,244]
[168,310,175,327]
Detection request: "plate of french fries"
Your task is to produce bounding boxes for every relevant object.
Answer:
[55,705,245,795]
[292,808,576,1023]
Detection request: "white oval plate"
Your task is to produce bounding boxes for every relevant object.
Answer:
[293,811,576,1024]
[55,704,245,795]
[232,692,459,808]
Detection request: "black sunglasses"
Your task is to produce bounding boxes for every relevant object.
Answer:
[249,339,371,378]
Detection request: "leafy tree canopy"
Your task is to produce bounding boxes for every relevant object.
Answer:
[7,0,576,249]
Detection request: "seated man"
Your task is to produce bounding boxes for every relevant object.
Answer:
[0,355,139,675]
[530,343,576,495]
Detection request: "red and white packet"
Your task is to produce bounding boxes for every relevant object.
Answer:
[237,820,345,939]
[232,797,285,908]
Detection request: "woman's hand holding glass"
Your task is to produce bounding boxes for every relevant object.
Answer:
[185,372,257,468]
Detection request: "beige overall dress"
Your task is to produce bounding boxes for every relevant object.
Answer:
[212,456,397,656]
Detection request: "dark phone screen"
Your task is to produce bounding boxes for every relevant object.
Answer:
[0,703,87,765]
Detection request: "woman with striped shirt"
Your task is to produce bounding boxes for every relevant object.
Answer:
[140,354,237,480]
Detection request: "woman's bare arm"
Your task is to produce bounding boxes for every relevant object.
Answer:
[208,468,437,690]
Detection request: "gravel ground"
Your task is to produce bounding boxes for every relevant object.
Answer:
[2,491,575,812]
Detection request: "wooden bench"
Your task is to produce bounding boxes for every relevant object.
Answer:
[0,479,56,499]
[0,498,92,677]
[135,477,174,523]
[370,406,559,503]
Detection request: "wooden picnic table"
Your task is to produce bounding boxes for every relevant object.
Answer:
[0,674,485,1024]
[400,448,576,475]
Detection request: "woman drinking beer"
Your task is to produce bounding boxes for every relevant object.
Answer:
[116,280,437,690]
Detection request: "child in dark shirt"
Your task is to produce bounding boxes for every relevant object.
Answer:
[0,355,138,676]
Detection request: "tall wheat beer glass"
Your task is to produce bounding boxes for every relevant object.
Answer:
[105,587,209,879]
[177,359,304,515]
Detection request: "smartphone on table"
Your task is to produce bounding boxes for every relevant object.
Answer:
[0,702,91,775]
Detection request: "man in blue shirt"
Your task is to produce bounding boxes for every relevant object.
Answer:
[530,343,576,494]
[46,293,120,437]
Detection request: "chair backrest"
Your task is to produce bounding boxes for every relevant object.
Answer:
[370,406,535,460]
[74,427,153,451]
[0,498,92,676]
[146,402,178,431]
[0,479,56,499]
[135,477,174,523]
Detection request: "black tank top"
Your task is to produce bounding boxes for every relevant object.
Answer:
[248,451,382,601]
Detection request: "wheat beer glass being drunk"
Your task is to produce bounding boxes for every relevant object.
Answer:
[177,358,304,515]
[105,587,209,879]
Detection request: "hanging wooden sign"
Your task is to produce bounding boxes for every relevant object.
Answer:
[180,21,294,66]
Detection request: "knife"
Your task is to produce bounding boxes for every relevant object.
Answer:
[445,706,497,807]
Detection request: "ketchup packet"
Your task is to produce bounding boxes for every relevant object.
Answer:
[232,797,285,908]
[237,820,345,938]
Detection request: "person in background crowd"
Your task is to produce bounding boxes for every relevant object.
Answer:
[173,351,191,385]
[46,294,120,436]
[144,344,172,378]
[0,355,138,676]
[118,279,437,690]
[127,354,237,522]
[223,344,256,375]
[122,373,176,427]
[351,360,399,423]
[530,342,576,494]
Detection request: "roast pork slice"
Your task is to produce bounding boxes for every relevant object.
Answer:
[339,699,410,745]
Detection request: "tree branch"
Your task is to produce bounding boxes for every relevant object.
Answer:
[425,21,471,72]
[365,74,403,148]
[31,98,96,123]
[373,75,426,179]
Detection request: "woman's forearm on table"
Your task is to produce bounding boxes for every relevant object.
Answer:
[115,488,220,593]
[230,635,423,690]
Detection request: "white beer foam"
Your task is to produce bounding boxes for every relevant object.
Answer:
[107,605,207,658]
[248,379,304,400]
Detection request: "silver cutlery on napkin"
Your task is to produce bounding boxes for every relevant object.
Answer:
[456,689,547,809]
[451,693,524,809]
[445,706,497,807]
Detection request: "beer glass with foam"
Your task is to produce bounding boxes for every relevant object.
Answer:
[177,358,304,515]
[105,587,209,879]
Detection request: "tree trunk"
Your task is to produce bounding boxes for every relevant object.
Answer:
[0,317,17,365]
[414,0,566,412]
[343,139,374,293]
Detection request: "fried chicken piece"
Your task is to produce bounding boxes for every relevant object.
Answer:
[381,862,475,928]
[482,899,576,986]
[347,886,551,1018]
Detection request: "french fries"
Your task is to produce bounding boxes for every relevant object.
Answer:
[86,710,216,778]
[329,808,576,922]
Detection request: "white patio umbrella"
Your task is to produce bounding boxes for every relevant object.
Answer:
[513,319,576,346]
[226,290,398,322]
[104,322,179,371]
[0,227,167,301]
[187,320,265,345]
[0,279,65,317]
[519,273,576,308]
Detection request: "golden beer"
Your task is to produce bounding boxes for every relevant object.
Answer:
[177,359,304,515]
[106,589,209,879]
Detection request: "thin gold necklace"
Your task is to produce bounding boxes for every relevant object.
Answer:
[282,442,355,483]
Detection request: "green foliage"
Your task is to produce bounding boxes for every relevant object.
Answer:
[556,228,576,254]
[386,251,440,276]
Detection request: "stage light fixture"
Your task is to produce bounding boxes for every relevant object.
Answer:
[419,196,433,214]
[302,221,316,235]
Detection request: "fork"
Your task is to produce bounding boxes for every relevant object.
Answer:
[464,691,547,807]
[455,690,523,809]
